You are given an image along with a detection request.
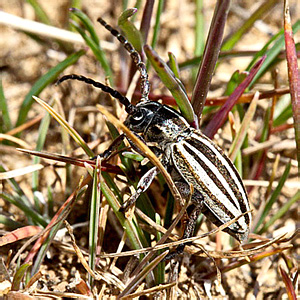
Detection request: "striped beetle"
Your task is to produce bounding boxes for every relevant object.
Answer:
[58,18,251,256]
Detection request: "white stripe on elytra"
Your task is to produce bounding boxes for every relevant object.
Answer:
[191,133,250,213]
[174,143,246,228]
[184,141,242,212]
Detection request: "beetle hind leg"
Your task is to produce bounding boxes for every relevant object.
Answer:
[164,182,204,260]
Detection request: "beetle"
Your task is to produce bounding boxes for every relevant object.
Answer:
[57,18,251,257]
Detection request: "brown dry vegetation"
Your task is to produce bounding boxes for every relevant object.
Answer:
[0,0,299,299]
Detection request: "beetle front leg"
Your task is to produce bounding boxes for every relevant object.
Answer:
[120,166,160,212]
[92,134,126,160]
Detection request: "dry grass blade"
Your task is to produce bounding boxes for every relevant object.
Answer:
[24,270,43,290]
[128,199,190,280]
[0,11,115,50]
[75,279,92,296]
[2,114,44,137]
[21,179,88,264]
[243,179,299,189]
[242,139,281,155]
[202,246,292,280]
[229,91,259,161]
[100,210,254,259]
[120,282,176,299]
[97,104,183,207]
[279,266,297,300]
[118,251,169,298]
[0,134,31,149]
[0,226,42,246]
[0,164,44,180]
[33,96,94,157]
[17,148,122,174]
[64,221,125,291]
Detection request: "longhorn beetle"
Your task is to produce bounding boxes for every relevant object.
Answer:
[57,17,251,257]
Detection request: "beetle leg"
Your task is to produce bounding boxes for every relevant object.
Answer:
[120,166,160,211]
[164,182,204,260]
[175,205,202,254]
[164,205,202,260]
[125,133,147,154]
[91,134,126,160]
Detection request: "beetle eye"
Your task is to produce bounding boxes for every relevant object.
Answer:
[132,110,143,121]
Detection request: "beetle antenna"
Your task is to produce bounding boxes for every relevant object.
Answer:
[56,74,137,115]
[97,17,149,102]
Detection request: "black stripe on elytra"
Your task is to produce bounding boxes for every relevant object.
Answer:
[197,133,248,201]
[189,133,250,226]
[187,134,248,208]
[183,142,241,211]
[171,144,239,227]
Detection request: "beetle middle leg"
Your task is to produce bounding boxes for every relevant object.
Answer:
[100,133,127,160]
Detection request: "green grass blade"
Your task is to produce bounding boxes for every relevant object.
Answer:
[221,0,278,51]
[118,8,143,52]
[154,213,165,285]
[88,159,101,287]
[122,0,129,10]
[0,215,23,230]
[70,8,100,45]
[100,179,142,251]
[260,190,300,234]
[11,262,32,291]
[255,161,291,234]
[247,20,300,88]
[33,96,94,158]
[168,52,180,79]
[273,99,293,127]
[151,0,164,49]
[16,50,85,128]
[224,71,248,97]
[0,165,32,208]
[70,20,114,85]
[0,80,12,132]
[132,0,142,22]
[0,193,47,227]
[122,152,144,161]
[145,45,196,126]
[32,110,51,211]
[25,0,51,25]
[195,0,205,56]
